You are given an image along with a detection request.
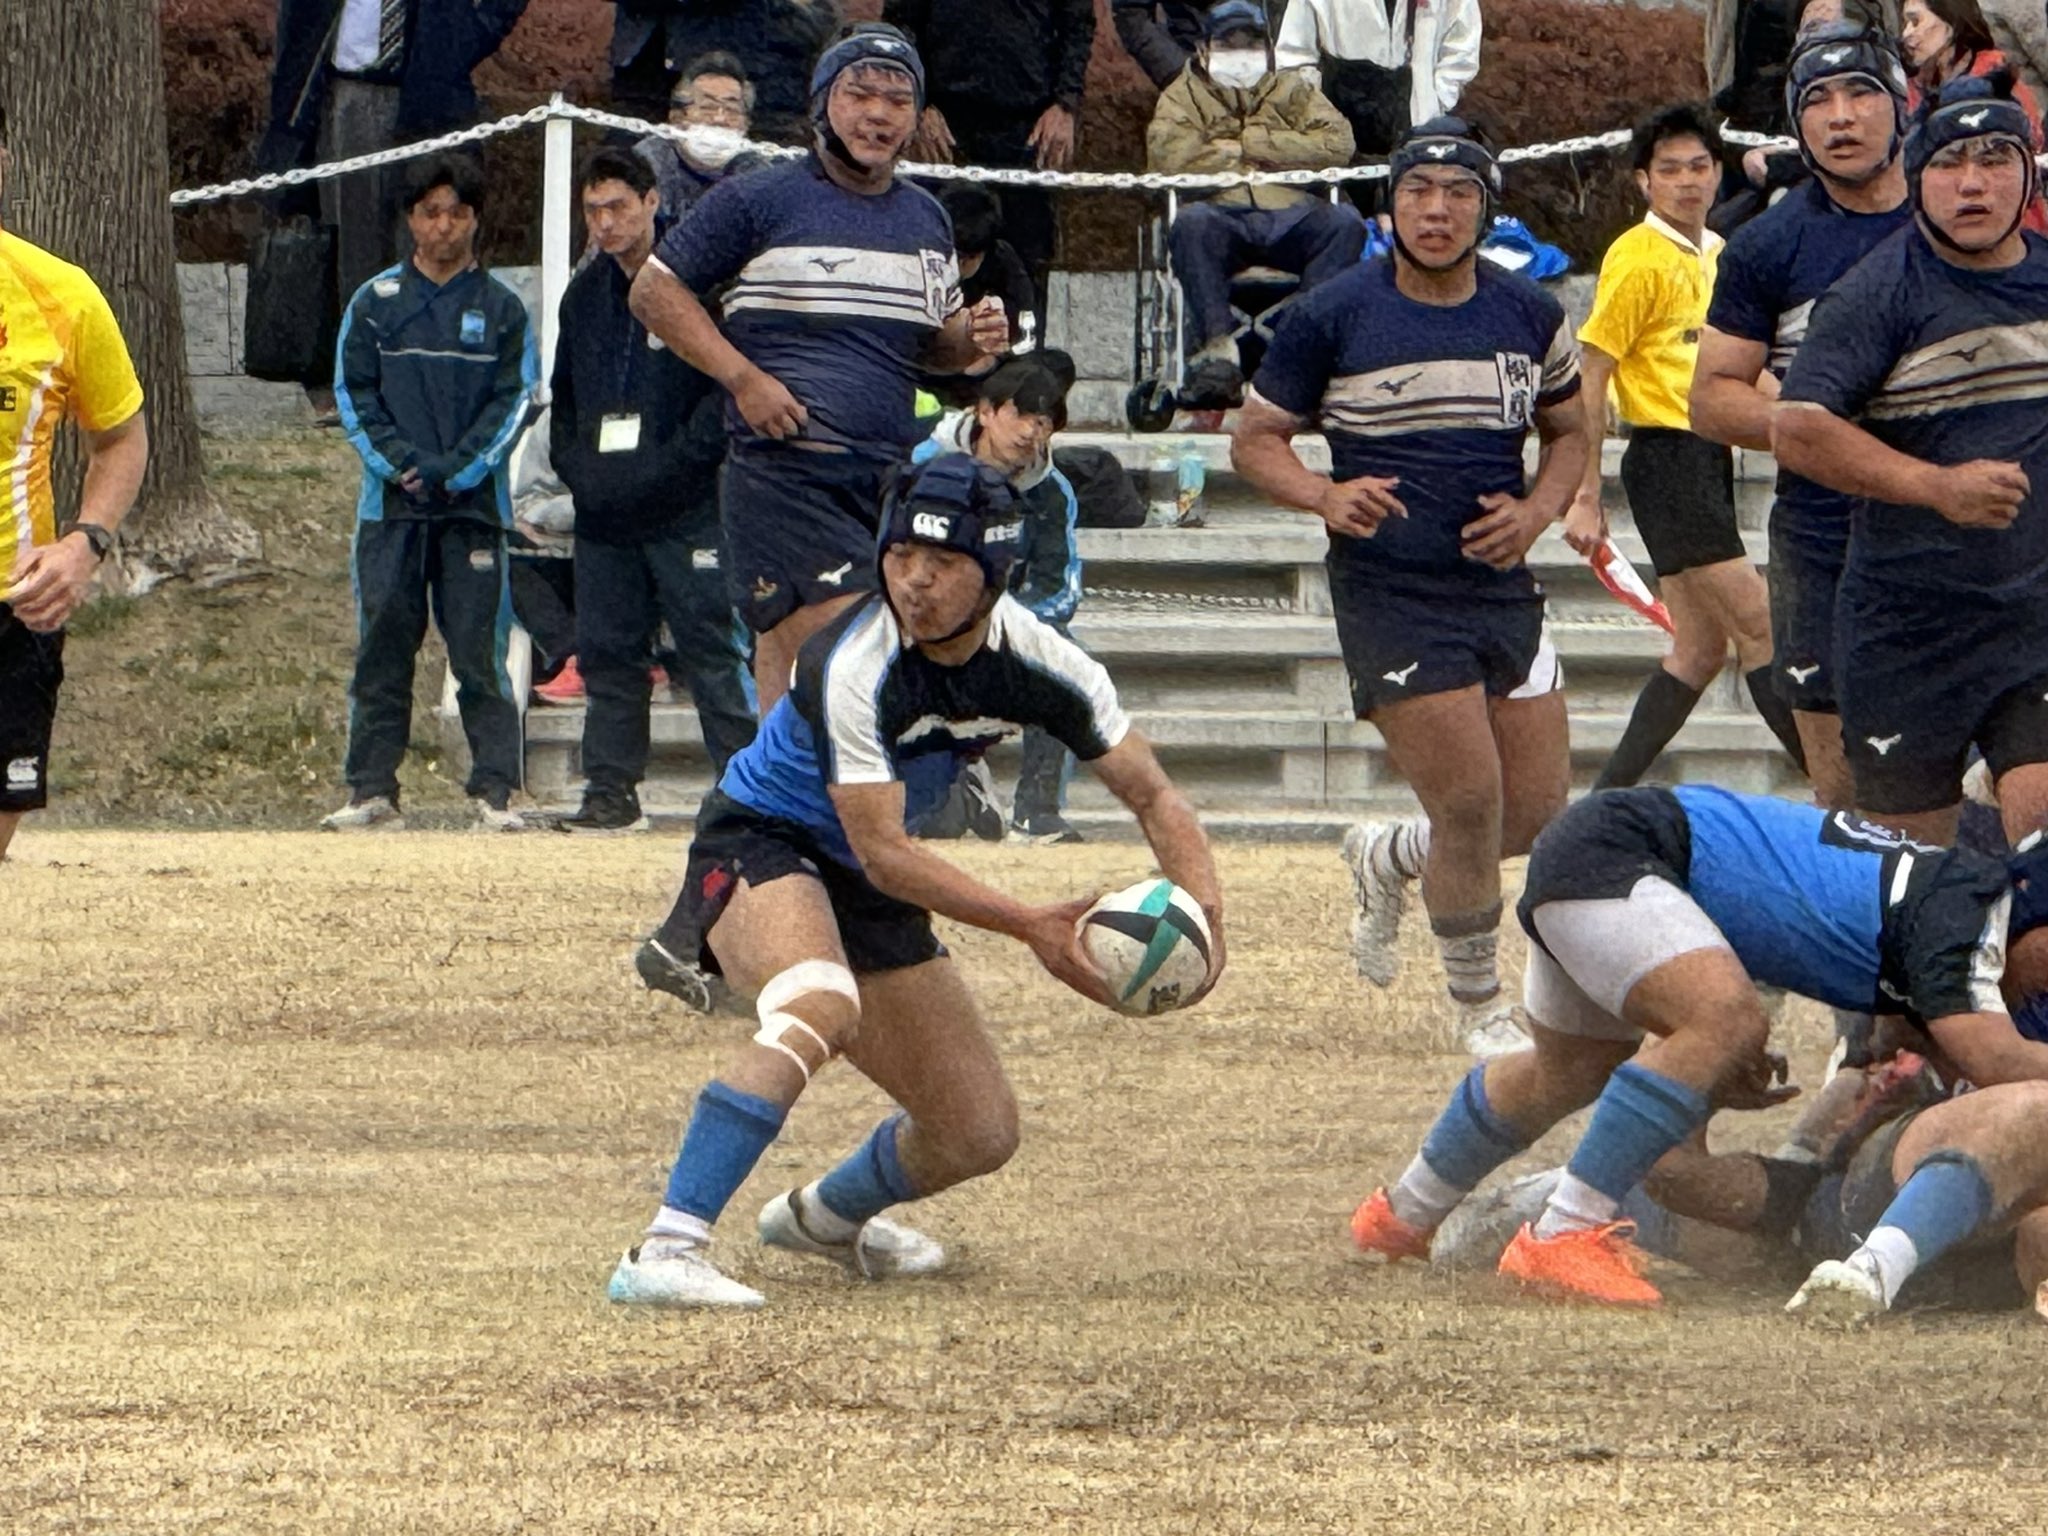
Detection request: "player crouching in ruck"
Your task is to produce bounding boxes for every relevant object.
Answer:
[1350,783,2048,1306]
[608,454,1225,1309]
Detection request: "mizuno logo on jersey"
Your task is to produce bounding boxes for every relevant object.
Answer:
[1944,342,1988,363]
[817,561,853,585]
[811,255,854,273]
[1382,663,1420,685]
[1786,664,1820,683]
[1376,372,1422,396]
[1867,734,1903,755]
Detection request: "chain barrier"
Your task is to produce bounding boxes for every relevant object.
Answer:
[169,97,1795,208]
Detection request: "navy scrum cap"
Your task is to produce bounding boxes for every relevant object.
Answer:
[1906,71,2037,181]
[1389,117,1503,199]
[810,23,926,118]
[878,453,1024,591]
[1783,21,1908,126]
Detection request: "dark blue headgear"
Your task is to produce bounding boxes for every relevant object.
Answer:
[2007,836,2048,1037]
[810,23,926,124]
[1205,0,1270,40]
[877,453,1024,597]
[1388,117,1504,200]
[1905,72,2038,251]
[1783,21,1910,179]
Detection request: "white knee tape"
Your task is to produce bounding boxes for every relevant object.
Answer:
[752,960,861,1083]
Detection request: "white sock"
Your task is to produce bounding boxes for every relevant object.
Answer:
[1533,1172,1620,1240]
[796,1182,861,1243]
[1852,1225,1920,1307]
[1386,1154,1467,1230]
[643,1206,712,1256]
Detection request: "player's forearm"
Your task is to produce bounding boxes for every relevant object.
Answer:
[1527,415,1591,521]
[856,836,1041,938]
[1690,373,1774,452]
[629,263,756,393]
[1229,424,1328,515]
[1575,352,1614,501]
[1772,402,1944,509]
[1132,783,1223,935]
[78,414,149,534]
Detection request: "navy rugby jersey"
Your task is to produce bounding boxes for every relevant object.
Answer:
[719,593,1130,868]
[1673,784,2009,1021]
[1249,259,1581,588]
[1781,227,2048,603]
[651,152,960,453]
[1705,179,1912,552]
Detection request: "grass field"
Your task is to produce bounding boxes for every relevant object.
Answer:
[2,829,2041,1534]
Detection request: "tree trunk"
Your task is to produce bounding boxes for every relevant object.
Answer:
[0,0,259,590]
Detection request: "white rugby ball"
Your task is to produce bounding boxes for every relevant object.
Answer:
[1077,878,1214,1016]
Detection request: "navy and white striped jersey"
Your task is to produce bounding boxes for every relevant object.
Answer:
[1248,258,1581,589]
[719,593,1131,868]
[650,152,961,453]
[1781,226,2048,599]
[1704,179,1912,552]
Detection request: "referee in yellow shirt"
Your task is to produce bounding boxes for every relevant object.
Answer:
[1564,103,1803,791]
[0,109,150,862]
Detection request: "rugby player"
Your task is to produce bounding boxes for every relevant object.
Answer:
[1773,72,2048,847]
[629,23,1010,718]
[1350,782,2048,1305]
[1568,102,1803,792]
[606,454,1224,1309]
[1230,119,1589,1060]
[1690,21,1915,811]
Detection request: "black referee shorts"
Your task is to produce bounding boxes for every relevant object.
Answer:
[1619,427,1746,579]
[0,607,65,813]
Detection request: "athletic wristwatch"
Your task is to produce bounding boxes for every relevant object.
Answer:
[69,523,114,563]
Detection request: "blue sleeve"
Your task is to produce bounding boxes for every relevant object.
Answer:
[652,172,760,293]
[1705,229,1774,345]
[1778,272,1900,418]
[1249,294,1335,418]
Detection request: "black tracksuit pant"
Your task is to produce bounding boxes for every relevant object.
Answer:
[574,528,757,793]
[346,516,521,802]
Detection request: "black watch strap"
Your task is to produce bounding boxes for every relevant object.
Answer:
[71,524,114,563]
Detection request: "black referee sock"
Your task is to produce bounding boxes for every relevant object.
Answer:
[1744,665,1809,774]
[1593,669,1704,791]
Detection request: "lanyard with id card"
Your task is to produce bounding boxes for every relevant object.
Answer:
[598,414,642,454]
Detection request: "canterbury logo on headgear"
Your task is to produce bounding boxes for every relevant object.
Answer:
[911,511,952,540]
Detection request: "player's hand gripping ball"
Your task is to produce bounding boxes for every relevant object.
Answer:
[1077,879,1214,1016]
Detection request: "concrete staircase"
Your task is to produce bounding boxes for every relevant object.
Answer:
[500,431,1799,838]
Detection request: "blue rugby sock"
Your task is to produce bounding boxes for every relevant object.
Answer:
[1388,1066,1531,1228]
[814,1113,922,1226]
[1536,1063,1710,1238]
[1854,1151,1995,1306]
[660,1080,787,1224]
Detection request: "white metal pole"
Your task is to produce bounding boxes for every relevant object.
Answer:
[539,93,574,396]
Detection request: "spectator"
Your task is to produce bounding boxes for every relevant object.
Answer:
[0,105,150,864]
[1276,0,1481,168]
[635,52,773,230]
[609,0,844,144]
[325,154,537,833]
[913,354,1089,843]
[258,0,532,306]
[506,409,580,701]
[552,148,757,832]
[1148,1,1363,408]
[884,0,1095,306]
[929,182,1040,406]
[1114,0,1216,91]
[627,24,1009,720]
[1901,0,2048,226]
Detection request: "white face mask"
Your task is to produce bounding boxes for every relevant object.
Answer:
[678,124,746,172]
[1206,49,1268,90]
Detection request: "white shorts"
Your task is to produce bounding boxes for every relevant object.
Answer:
[1523,875,1732,1040]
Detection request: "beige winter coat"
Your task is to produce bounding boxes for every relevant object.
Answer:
[1145,66,1356,210]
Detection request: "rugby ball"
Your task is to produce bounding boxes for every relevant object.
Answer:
[1078,878,1214,1016]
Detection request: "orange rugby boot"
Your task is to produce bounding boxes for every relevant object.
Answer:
[1497,1220,1662,1307]
[1350,1187,1434,1263]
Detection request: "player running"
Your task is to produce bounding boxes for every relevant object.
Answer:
[1689,21,1915,809]
[1774,72,2048,847]
[1349,781,2048,1305]
[606,454,1224,1309]
[1230,118,1589,1059]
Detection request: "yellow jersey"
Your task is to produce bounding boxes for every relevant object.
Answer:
[1577,213,1722,432]
[1,228,144,579]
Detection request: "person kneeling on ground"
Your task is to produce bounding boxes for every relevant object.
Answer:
[1148,0,1363,409]
[609,453,1224,1308]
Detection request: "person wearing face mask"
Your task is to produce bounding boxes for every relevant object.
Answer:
[634,52,771,232]
[1146,0,1363,408]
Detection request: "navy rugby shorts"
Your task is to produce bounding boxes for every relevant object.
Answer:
[720,443,891,634]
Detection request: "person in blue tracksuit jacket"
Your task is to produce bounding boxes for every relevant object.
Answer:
[327,153,537,831]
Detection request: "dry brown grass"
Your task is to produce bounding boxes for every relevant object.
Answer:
[1,831,2039,1534]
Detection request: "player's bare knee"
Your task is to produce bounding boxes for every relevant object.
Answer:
[751,960,863,1082]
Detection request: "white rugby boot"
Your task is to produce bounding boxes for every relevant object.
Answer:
[1340,820,1412,987]
[1458,999,1534,1060]
[607,1240,764,1310]
[318,795,404,831]
[758,1189,945,1280]
[1786,1256,1888,1326]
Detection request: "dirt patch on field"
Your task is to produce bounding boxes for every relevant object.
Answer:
[2,832,2040,1532]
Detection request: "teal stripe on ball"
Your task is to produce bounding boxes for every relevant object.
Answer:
[1120,879,1182,1002]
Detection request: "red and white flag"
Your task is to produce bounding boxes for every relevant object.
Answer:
[1589,538,1673,635]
